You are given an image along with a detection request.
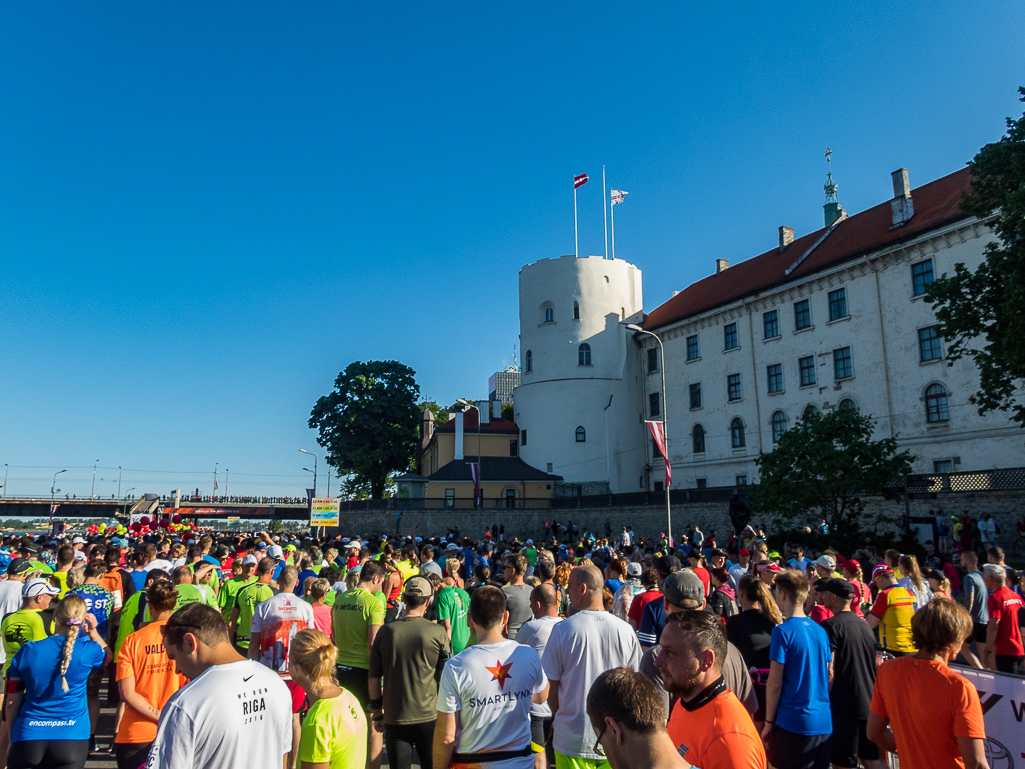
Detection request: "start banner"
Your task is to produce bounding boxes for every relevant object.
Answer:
[952,664,1025,766]
[310,498,339,527]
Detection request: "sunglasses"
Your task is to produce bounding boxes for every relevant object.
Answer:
[593,723,607,757]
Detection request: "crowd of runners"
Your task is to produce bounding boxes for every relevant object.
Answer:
[0,520,1010,769]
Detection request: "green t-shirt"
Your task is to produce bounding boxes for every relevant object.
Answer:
[523,547,538,567]
[331,587,385,670]
[368,616,450,724]
[27,561,52,575]
[435,586,471,654]
[218,575,255,619]
[115,591,143,659]
[235,582,275,649]
[298,690,368,769]
[1,609,48,676]
[174,584,216,611]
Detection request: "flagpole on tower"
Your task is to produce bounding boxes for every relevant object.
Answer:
[603,165,608,260]
[573,173,588,258]
[610,188,628,261]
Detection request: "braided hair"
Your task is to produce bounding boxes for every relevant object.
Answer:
[54,594,88,693]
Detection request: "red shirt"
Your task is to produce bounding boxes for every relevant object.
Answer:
[628,589,662,626]
[988,586,1024,656]
[692,566,711,596]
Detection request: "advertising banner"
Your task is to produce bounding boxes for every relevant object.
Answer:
[226,516,240,525]
[952,664,1025,766]
[310,498,340,527]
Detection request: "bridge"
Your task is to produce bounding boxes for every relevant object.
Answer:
[0,497,313,521]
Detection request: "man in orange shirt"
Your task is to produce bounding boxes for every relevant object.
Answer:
[867,598,988,769]
[115,579,188,769]
[656,610,765,769]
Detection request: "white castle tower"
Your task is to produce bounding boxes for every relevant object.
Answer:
[513,255,645,494]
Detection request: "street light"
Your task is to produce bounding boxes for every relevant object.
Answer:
[91,459,99,499]
[457,400,483,508]
[225,469,229,498]
[2,463,7,500]
[117,466,122,501]
[299,449,318,497]
[123,487,136,519]
[625,323,672,546]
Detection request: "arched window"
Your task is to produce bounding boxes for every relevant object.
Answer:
[803,404,820,419]
[525,350,532,373]
[578,343,592,366]
[573,301,580,320]
[771,410,789,443]
[692,424,706,454]
[545,307,554,323]
[575,426,586,442]
[838,398,857,412]
[730,417,746,448]
[925,384,950,423]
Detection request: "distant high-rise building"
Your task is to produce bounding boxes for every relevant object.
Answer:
[489,367,521,405]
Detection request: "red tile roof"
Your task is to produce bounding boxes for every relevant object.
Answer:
[435,412,519,434]
[644,167,973,331]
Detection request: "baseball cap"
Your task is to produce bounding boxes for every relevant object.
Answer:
[872,564,893,580]
[7,558,32,577]
[242,554,259,566]
[403,575,434,599]
[268,545,284,559]
[23,579,59,599]
[73,551,87,562]
[767,551,781,560]
[662,570,705,609]
[654,554,682,576]
[446,543,460,551]
[757,562,782,572]
[526,539,533,545]
[72,536,86,544]
[844,559,861,572]
[813,555,836,571]
[739,548,751,556]
[816,578,854,600]
[627,562,642,577]
[255,542,268,550]
[341,537,350,543]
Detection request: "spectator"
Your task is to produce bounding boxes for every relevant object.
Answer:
[961,550,989,653]
[787,545,810,574]
[866,564,917,656]
[707,568,738,618]
[897,554,933,608]
[978,512,997,549]
[839,560,870,618]
[730,548,752,585]
[867,598,988,769]
[982,564,1024,673]
[612,562,643,622]
[586,668,690,769]
[762,569,832,769]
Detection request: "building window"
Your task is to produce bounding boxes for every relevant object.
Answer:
[651,436,662,457]
[828,288,848,321]
[838,398,857,411]
[727,373,742,402]
[653,481,664,492]
[799,355,816,387]
[933,459,954,473]
[771,410,789,443]
[767,363,784,394]
[649,393,660,418]
[794,299,812,330]
[506,488,516,508]
[573,301,580,320]
[686,335,700,361]
[833,347,853,379]
[689,382,702,410]
[525,351,533,373]
[578,343,592,366]
[696,478,707,489]
[692,424,706,453]
[918,326,943,362]
[509,440,517,457]
[763,309,780,340]
[724,323,739,351]
[925,383,950,423]
[730,417,746,448]
[520,430,527,446]
[803,404,820,419]
[575,426,586,442]
[736,474,748,487]
[445,489,455,508]
[912,259,934,297]
[647,347,658,373]
[544,306,554,323]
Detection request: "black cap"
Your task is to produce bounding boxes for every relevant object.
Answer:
[655,554,682,577]
[7,558,32,577]
[816,578,854,600]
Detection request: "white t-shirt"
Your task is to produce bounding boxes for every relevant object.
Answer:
[145,559,174,573]
[438,639,547,768]
[250,592,316,679]
[979,518,997,544]
[516,616,562,718]
[147,659,292,769]
[0,580,25,664]
[541,609,640,759]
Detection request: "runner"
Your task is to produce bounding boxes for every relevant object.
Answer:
[517,584,563,767]
[229,556,276,654]
[1,579,58,676]
[436,577,471,655]
[866,564,917,655]
[982,564,1024,673]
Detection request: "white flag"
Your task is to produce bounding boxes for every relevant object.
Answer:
[611,189,629,205]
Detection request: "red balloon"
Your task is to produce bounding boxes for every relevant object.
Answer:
[140,516,150,526]
[160,519,171,529]
[171,515,182,525]
[130,522,142,533]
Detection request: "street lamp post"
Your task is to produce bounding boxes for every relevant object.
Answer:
[213,463,218,497]
[51,469,67,528]
[2,463,7,499]
[626,324,672,546]
[91,460,99,499]
[117,466,122,501]
[225,469,229,498]
[299,450,318,497]
[123,487,136,519]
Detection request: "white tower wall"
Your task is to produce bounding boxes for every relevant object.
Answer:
[514,255,645,493]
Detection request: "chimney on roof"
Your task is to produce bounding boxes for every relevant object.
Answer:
[890,168,914,228]
[477,400,489,424]
[715,258,730,274]
[421,408,435,449]
[778,226,794,253]
[454,410,464,460]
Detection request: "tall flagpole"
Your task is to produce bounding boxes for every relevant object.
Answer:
[611,192,616,261]
[574,177,579,258]
[603,165,608,260]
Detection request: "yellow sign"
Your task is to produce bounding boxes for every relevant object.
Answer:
[310,498,339,527]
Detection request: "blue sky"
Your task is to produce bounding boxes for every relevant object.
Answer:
[3,1,1023,498]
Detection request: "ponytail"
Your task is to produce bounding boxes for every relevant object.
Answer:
[289,628,338,688]
[54,594,88,693]
[738,574,782,626]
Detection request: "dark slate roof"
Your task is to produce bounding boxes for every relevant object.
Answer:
[428,456,562,482]
[645,167,973,330]
[435,413,519,434]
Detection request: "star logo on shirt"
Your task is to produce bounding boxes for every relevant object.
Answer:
[485,659,513,690]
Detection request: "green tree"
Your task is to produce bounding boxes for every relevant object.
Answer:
[309,361,422,499]
[753,408,915,536]
[501,402,514,421]
[927,89,1025,426]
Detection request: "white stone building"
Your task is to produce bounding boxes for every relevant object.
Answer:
[514,165,1022,493]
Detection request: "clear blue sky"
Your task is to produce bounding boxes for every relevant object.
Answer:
[3,1,1022,498]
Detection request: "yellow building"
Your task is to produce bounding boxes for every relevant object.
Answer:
[412,406,560,507]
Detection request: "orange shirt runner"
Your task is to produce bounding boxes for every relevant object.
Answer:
[666,685,766,769]
[115,619,188,745]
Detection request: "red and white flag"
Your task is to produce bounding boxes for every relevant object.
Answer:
[646,420,671,489]
[611,189,628,205]
[214,478,219,491]
[468,462,481,506]
[574,173,588,189]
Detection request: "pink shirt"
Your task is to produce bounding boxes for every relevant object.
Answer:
[312,604,332,638]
